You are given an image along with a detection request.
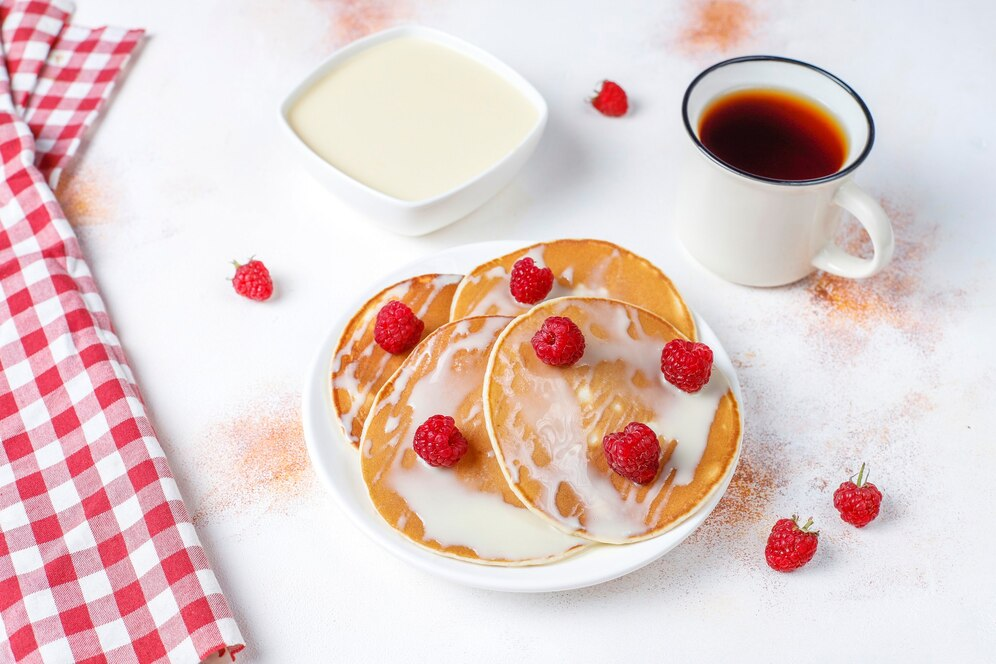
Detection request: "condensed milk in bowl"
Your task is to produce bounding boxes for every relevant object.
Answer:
[280,26,548,235]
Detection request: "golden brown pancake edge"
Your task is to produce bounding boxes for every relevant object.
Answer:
[483,296,741,544]
[450,239,697,340]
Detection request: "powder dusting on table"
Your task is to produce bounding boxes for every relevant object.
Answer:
[700,446,777,531]
[676,0,755,54]
[899,391,934,418]
[192,394,317,524]
[314,0,413,46]
[804,196,963,353]
[825,390,937,463]
[54,162,115,227]
[682,348,799,567]
[653,195,965,585]
[680,460,787,574]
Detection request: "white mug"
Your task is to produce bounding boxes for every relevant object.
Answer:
[675,56,894,287]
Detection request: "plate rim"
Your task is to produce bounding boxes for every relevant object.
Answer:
[302,240,743,592]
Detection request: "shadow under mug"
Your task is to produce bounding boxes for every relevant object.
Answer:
[676,56,895,287]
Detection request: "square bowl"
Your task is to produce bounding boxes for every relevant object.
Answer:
[279,26,548,236]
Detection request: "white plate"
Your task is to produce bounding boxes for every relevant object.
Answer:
[302,241,743,592]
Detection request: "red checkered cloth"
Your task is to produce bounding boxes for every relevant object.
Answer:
[26,23,145,188]
[0,2,245,663]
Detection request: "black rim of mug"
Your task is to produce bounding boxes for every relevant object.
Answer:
[681,55,876,187]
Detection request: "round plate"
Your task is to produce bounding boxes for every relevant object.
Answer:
[302,241,743,592]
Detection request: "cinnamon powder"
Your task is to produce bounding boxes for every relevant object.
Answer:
[688,429,787,539]
[804,196,960,351]
[54,163,114,227]
[677,0,755,54]
[682,197,961,570]
[314,0,414,46]
[701,446,778,530]
[192,394,316,524]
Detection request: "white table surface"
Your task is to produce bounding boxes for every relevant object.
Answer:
[66,1,995,661]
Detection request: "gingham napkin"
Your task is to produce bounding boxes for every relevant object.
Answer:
[0,2,245,662]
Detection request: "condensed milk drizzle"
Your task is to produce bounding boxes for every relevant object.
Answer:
[363,317,584,561]
[333,280,412,438]
[456,244,612,318]
[332,274,462,444]
[489,299,728,541]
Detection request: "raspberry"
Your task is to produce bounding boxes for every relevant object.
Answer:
[661,339,713,393]
[765,516,819,572]
[413,415,468,467]
[509,257,554,304]
[602,422,661,485]
[374,300,425,354]
[231,258,273,301]
[833,463,883,528]
[531,316,585,367]
[590,80,629,117]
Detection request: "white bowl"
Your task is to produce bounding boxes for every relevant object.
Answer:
[279,27,548,236]
[302,241,744,592]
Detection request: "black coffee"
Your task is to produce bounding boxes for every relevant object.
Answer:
[699,88,847,181]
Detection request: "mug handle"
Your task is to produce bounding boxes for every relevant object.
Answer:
[811,181,895,279]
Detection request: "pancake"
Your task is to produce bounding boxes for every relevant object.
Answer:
[332,273,461,446]
[484,297,741,544]
[360,316,587,565]
[450,239,697,339]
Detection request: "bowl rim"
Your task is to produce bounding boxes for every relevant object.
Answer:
[278,25,549,209]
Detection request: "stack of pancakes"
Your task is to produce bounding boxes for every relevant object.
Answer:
[330,239,742,566]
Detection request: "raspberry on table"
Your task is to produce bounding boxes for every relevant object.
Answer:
[602,422,661,485]
[374,300,425,354]
[833,463,883,528]
[231,258,274,301]
[531,316,585,367]
[590,80,629,117]
[509,257,555,305]
[413,414,468,467]
[765,516,819,572]
[661,339,713,393]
